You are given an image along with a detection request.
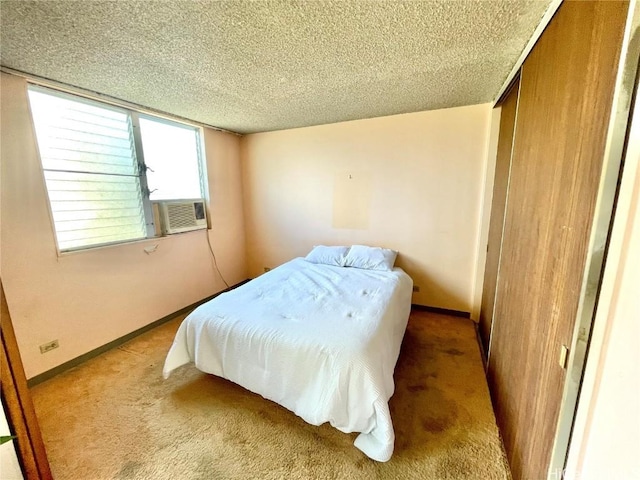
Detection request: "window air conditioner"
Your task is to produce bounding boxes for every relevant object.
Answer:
[155,199,207,235]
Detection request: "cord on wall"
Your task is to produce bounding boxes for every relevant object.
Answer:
[205,230,230,289]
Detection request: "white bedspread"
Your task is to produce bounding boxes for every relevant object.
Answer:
[163,257,413,461]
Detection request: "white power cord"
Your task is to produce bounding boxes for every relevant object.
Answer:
[205,229,230,289]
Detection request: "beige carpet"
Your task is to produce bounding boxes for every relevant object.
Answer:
[31,310,510,480]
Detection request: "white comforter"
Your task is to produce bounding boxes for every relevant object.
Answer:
[163,257,413,461]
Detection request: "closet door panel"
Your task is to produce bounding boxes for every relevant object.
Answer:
[480,78,520,357]
[487,1,628,478]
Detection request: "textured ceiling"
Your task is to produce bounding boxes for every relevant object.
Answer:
[0,0,552,134]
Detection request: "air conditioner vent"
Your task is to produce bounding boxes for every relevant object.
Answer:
[155,199,207,235]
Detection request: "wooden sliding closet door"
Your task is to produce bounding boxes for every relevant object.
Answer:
[479,78,520,357]
[487,1,628,479]
[1,279,53,479]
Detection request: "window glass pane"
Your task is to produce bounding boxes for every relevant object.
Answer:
[28,86,147,251]
[139,117,202,201]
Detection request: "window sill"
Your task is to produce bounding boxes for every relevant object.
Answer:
[56,227,209,258]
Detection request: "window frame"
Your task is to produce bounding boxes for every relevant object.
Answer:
[27,83,208,254]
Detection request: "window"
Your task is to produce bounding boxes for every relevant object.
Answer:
[139,117,203,201]
[28,85,206,252]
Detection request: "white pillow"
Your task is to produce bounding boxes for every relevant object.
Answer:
[344,245,398,271]
[304,245,349,266]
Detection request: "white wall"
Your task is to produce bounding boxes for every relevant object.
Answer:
[0,73,247,379]
[241,104,493,312]
[0,399,23,480]
[564,82,640,480]
[470,107,502,320]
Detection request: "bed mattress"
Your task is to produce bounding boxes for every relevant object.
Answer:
[163,257,413,461]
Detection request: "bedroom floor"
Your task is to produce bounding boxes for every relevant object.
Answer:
[30,310,511,480]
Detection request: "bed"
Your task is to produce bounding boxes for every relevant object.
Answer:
[163,246,413,461]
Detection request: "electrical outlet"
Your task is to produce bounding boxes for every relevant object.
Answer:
[413,285,420,293]
[264,267,271,272]
[39,340,59,354]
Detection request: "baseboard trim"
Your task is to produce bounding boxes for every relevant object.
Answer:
[27,279,250,388]
[411,304,471,319]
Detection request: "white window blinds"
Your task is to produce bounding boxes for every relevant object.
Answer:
[28,87,147,251]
